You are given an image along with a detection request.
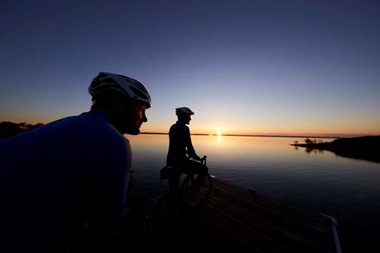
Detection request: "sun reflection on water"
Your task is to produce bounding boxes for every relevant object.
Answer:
[217,130,222,143]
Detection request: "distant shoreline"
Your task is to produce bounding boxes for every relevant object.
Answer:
[0,121,375,140]
[141,132,355,139]
[291,135,380,163]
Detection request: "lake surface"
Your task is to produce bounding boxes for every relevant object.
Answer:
[127,134,380,253]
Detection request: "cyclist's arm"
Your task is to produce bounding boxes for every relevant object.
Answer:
[128,170,137,190]
[85,136,131,251]
[185,127,200,160]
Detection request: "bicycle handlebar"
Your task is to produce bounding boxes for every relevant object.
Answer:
[200,155,207,165]
[190,155,207,165]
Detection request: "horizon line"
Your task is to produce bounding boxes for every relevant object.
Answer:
[139,132,375,139]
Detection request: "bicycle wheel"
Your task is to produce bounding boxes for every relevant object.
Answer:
[179,174,195,204]
[179,173,213,208]
[119,196,150,250]
[63,222,90,253]
[147,194,182,247]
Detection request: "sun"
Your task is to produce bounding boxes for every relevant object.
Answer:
[208,127,226,142]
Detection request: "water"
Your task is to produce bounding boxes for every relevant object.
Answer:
[127,134,380,253]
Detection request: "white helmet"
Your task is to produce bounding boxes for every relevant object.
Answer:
[89,72,152,108]
[175,107,194,115]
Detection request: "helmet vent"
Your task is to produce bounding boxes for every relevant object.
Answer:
[130,86,148,100]
[103,78,117,84]
[97,73,107,79]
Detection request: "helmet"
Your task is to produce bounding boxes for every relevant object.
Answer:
[89,72,152,108]
[175,107,194,115]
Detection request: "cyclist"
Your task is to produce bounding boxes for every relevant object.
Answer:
[166,107,208,205]
[0,72,152,253]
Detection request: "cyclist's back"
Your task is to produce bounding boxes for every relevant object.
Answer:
[0,111,129,252]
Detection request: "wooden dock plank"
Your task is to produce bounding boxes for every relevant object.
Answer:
[144,177,337,253]
[197,178,336,252]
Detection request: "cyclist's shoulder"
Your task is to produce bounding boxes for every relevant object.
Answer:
[69,111,127,144]
[57,112,122,140]
[27,111,106,136]
[0,112,128,154]
[0,114,84,148]
[170,121,189,132]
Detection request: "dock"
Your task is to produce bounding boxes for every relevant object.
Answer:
[144,177,340,253]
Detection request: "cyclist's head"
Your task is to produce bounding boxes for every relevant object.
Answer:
[175,107,194,125]
[175,107,194,116]
[89,72,152,135]
[89,72,151,108]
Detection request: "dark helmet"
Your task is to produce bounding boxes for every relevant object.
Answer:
[175,107,194,115]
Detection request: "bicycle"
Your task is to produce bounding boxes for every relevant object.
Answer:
[178,156,213,208]
[147,156,214,247]
[158,155,213,209]
[64,171,152,252]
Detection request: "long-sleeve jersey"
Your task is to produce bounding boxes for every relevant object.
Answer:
[0,110,131,253]
[166,121,197,166]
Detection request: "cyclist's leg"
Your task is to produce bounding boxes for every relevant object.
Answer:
[188,160,208,193]
[168,168,181,204]
[187,173,212,208]
[147,193,183,250]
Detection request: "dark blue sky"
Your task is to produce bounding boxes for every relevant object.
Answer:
[1,0,379,136]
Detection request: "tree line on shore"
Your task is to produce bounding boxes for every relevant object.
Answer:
[292,135,380,163]
[0,121,44,139]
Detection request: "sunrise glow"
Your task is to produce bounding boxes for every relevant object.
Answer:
[1,1,379,137]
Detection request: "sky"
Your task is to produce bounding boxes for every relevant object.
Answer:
[1,0,380,137]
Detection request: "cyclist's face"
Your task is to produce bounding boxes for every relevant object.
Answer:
[179,114,191,125]
[119,102,148,135]
[112,102,148,135]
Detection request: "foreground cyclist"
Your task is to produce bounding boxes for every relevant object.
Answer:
[0,72,152,253]
[166,107,208,205]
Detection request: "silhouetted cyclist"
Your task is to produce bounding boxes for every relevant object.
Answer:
[166,107,208,205]
[0,72,152,253]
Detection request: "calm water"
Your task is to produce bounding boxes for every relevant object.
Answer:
[128,134,380,253]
